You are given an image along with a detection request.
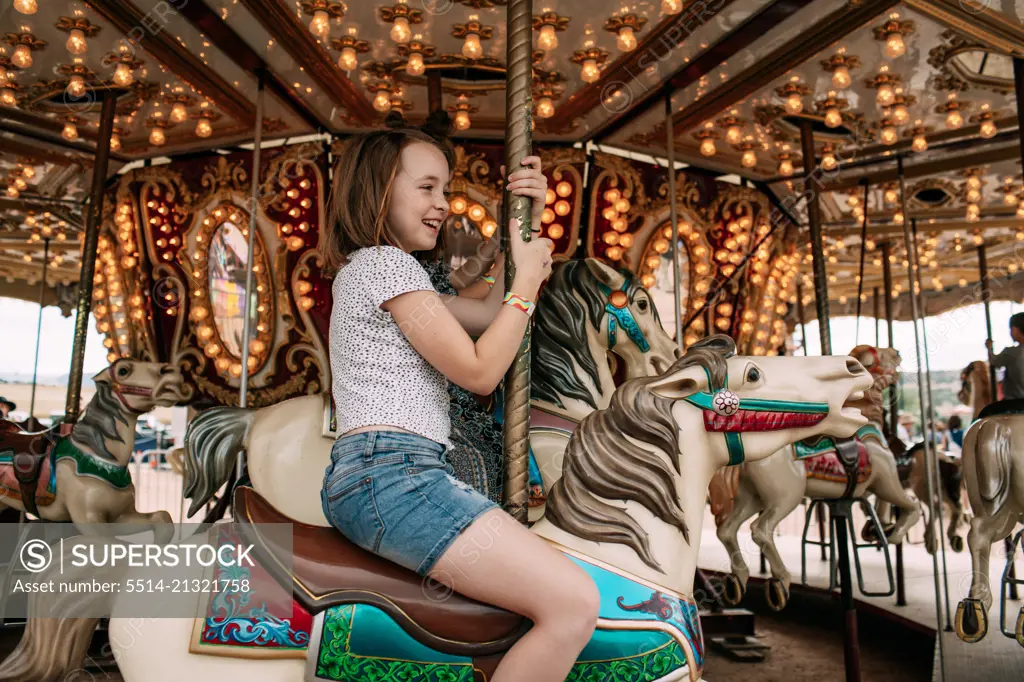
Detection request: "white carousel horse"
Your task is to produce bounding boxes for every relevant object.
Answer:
[714,345,922,610]
[0,359,186,540]
[5,336,873,682]
[953,397,1024,646]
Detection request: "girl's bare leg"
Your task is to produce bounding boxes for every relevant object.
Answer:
[427,508,599,682]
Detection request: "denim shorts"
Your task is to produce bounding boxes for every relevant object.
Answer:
[321,430,498,576]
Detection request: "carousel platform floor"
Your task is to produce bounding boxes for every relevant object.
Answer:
[696,527,1024,681]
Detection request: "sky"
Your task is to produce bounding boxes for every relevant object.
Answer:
[0,296,1019,380]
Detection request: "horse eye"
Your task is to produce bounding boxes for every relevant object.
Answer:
[118,367,128,376]
[747,367,760,382]
[637,299,649,312]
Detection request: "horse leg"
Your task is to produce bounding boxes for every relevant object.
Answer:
[946,499,966,553]
[966,509,1017,609]
[113,508,176,545]
[749,492,801,611]
[869,452,921,545]
[715,474,761,603]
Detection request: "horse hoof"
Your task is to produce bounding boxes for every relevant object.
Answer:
[860,522,879,544]
[951,535,965,553]
[1016,607,1024,648]
[722,574,745,606]
[955,598,988,643]
[765,579,789,612]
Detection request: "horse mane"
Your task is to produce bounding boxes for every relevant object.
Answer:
[544,335,736,573]
[531,260,646,410]
[71,382,129,462]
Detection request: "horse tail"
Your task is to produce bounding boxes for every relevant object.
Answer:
[0,538,128,682]
[183,406,255,518]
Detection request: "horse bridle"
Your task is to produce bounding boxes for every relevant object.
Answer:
[597,279,650,353]
[108,361,154,414]
[683,367,831,466]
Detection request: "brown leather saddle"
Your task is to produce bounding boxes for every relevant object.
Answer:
[0,420,66,518]
[233,486,530,674]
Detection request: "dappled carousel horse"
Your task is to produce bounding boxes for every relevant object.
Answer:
[953,398,1024,646]
[0,359,185,540]
[7,336,873,682]
[714,345,921,610]
[960,359,995,421]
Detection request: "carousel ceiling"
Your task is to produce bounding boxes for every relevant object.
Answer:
[1,0,1023,320]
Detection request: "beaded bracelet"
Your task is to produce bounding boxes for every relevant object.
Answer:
[503,292,535,317]
[482,275,496,287]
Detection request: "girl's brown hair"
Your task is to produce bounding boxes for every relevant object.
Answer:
[320,128,454,271]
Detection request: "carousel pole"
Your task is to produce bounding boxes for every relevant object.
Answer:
[978,242,1019,599]
[664,93,683,350]
[427,71,443,113]
[28,239,50,422]
[237,76,265,480]
[501,0,533,524]
[798,280,828,560]
[897,158,946,680]
[854,181,869,343]
[801,119,861,682]
[911,218,953,631]
[873,287,880,348]
[881,243,906,607]
[65,89,116,422]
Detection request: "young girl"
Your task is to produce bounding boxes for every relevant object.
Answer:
[319,129,599,682]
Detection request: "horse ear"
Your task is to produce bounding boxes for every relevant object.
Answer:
[585,258,626,290]
[647,366,705,401]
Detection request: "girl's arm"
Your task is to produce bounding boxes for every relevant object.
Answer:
[385,226,551,395]
[457,252,505,300]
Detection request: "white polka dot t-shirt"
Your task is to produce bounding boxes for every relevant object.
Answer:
[330,245,451,446]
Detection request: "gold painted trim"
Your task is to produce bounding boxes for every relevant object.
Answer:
[906,0,1024,57]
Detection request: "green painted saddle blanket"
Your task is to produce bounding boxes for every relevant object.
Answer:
[793,424,884,484]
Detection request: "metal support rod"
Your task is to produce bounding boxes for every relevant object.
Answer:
[873,287,881,348]
[426,71,443,114]
[28,239,50,421]
[64,90,116,422]
[665,93,683,350]
[799,119,831,355]
[855,181,869,343]
[881,242,898,436]
[238,76,265,480]
[897,157,945,682]
[501,0,533,524]
[911,218,953,631]
[831,503,860,682]
[797,281,827,559]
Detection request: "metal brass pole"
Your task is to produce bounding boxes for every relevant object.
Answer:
[64,89,116,422]
[882,242,898,437]
[665,93,683,350]
[427,71,443,114]
[29,239,50,421]
[873,287,881,348]
[501,0,533,524]
[798,280,827,559]
[799,120,831,355]
[854,181,869,343]
[898,157,946,681]
[237,76,265,481]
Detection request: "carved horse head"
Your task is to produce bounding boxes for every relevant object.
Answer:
[532,258,680,412]
[91,359,188,415]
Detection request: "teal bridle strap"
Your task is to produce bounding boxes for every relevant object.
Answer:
[597,280,650,353]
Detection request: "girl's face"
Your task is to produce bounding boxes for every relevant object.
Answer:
[387,141,451,253]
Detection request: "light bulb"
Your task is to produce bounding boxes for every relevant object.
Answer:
[967,175,982,190]
[581,58,600,83]
[825,107,842,128]
[967,188,981,204]
[1005,192,1018,206]
[67,75,87,98]
[309,10,330,39]
[1,87,16,107]
[892,103,909,124]
[778,158,793,176]
[725,125,741,144]
[373,90,391,112]
[21,165,34,179]
[536,96,554,119]
[12,44,32,69]
[617,26,637,52]
[13,177,26,191]
[884,188,899,204]
[821,152,837,171]
[946,109,963,129]
[195,118,212,138]
[980,119,997,138]
[885,32,905,59]
[881,124,897,145]
[662,0,682,13]
[462,32,483,59]
[454,109,471,131]
[875,83,894,107]
[700,137,716,156]
[406,51,424,76]
[14,0,37,14]
[112,62,134,86]
[538,24,558,51]
[170,102,188,123]
[338,46,359,71]
[785,93,803,115]
[109,132,121,151]
[0,66,7,87]
[832,65,851,89]
[741,149,757,168]
[894,211,904,225]
[149,126,166,146]
[391,17,411,44]
[62,122,79,141]
[66,29,88,56]
[6,185,18,198]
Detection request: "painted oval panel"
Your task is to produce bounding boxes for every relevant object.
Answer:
[208,221,264,359]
